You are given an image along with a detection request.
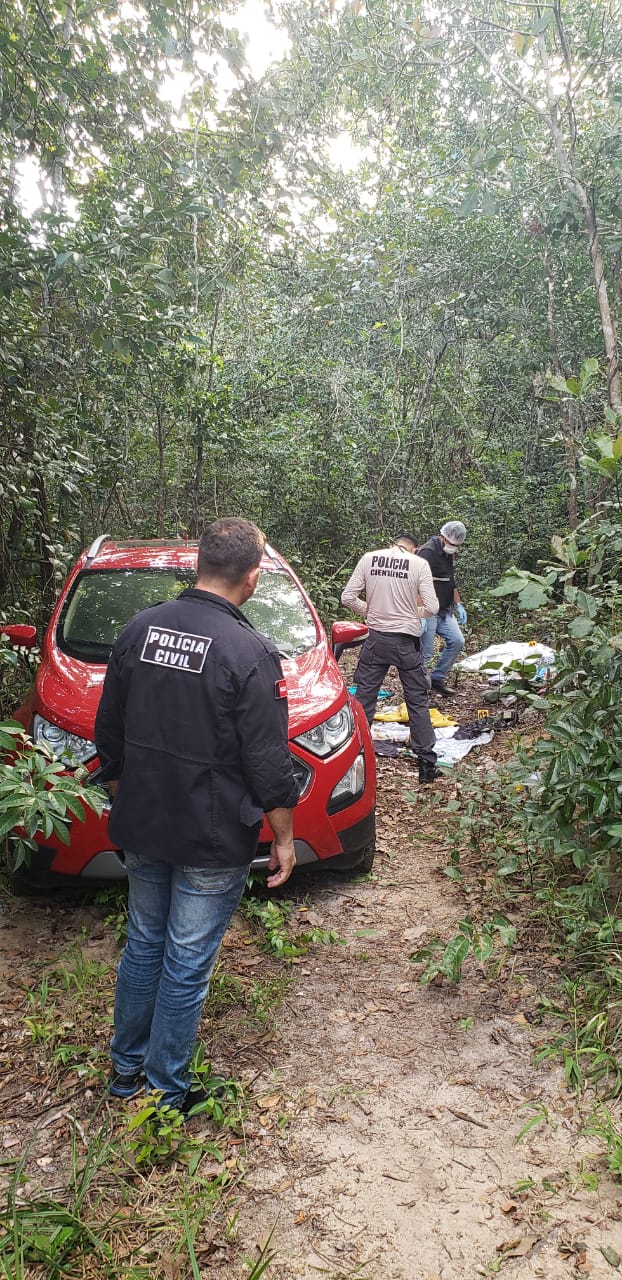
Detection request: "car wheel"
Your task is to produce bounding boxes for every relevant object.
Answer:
[8,868,46,896]
[355,839,376,874]
[8,868,79,897]
[326,838,375,875]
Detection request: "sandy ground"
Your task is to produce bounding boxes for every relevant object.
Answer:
[2,682,622,1278]
[230,741,622,1279]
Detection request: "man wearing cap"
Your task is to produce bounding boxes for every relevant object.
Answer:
[417,521,468,697]
[341,533,441,784]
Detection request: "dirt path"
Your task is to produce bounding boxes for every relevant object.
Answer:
[2,739,622,1278]
[231,757,622,1280]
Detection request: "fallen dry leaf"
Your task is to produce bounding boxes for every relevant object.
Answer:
[497,1237,537,1258]
[256,1094,281,1111]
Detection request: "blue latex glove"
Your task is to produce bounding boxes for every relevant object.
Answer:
[455,602,467,626]
[420,617,427,634]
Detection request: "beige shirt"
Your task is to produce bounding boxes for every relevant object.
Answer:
[341,546,439,637]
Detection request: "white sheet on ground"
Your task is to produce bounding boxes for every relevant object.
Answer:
[372,723,410,742]
[371,720,494,763]
[435,730,493,764]
[456,641,555,675]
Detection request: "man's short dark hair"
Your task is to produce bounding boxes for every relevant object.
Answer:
[198,518,265,584]
[395,532,418,549]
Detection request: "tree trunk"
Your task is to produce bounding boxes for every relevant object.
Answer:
[541,249,578,526]
[537,32,622,425]
[397,340,447,495]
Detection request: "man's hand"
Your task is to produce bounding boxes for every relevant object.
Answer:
[266,836,296,889]
[264,806,296,888]
[455,602,467,626]
[106,779,119,798]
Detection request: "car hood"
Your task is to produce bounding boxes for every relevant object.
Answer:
[37,648,107,739]
[35,640,347,743]
[281,641,347,735]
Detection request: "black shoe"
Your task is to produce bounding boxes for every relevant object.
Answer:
[430,679,455,698]
[108,1067,145,1099]
[179,1077,228,1118]
[419,760,443,784]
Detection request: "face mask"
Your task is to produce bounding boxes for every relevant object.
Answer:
[442,541,459,555]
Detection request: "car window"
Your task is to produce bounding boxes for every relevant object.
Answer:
[56,567,317,663]
[57,570,195,662]
[242,571,317,655]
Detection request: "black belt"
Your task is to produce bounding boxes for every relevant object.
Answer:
[369,630,421,649]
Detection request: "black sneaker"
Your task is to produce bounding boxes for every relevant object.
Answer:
[108,1067,145,1099]
[418,760,443,784]
[179,1077,228,1118]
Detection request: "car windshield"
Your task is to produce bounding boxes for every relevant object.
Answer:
[57,568,317,663]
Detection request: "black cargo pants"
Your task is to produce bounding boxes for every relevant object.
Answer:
[353,629,437,766]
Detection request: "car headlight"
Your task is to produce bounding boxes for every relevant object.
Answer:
[33,714,97,766]
[328,752,366,813]
[293,704,354,758]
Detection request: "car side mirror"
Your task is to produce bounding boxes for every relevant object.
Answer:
[331,620,368,657]
[1,624,37,649]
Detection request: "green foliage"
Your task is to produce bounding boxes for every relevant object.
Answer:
[537,979,622,1098]
[502,499,622,897]
[438,477,622,1111]
[514,1102,551,1144]
[242,892,345,959]
[95,885,129,944]
[0,1123,119,1279]
[0,723,104,877]
[438,765,532,882]
[126,1059,242,1168]
[3,0,619,613]
[410,914,517,984]
[244,1225,279,1280]
[0,634,39,719]
[492,569,557,612]
[585,1106,622,1180]
[0,1114,239,1278]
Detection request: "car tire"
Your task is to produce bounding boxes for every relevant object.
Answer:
[327,838,376,875]
[8,868,46,896]
[8,867,77,897]
[357,839,376,873]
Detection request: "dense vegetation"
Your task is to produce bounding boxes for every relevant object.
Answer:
[1,0,622,1143]
[2,3,622,1269]
[1,0,620,625]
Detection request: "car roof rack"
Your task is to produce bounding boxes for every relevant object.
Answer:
[263,542,282,567]
[84,534,111,567]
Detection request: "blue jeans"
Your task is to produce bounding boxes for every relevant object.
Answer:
[111,855,250,1106]
[421,610,464,681]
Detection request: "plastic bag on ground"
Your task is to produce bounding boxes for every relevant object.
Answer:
[456,641,555,676]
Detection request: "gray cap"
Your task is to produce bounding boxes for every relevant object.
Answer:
[440,520,467,547]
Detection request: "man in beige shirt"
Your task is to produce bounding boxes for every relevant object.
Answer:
[341,533,441,784]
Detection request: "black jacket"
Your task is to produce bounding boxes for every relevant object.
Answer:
[416,536,457,612]
[95,588,299,868]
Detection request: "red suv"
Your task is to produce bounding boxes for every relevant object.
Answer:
[6,537,375,885]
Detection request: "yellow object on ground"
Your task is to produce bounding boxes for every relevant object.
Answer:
[429,707,457,727]
[374,701,409,722]
[374,701,456,728]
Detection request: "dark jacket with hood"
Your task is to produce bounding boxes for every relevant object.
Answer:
[416,536,457,612]
[94,588,299,868]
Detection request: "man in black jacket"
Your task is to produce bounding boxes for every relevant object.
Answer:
[417,521,468,696]
[95,517,298,1114]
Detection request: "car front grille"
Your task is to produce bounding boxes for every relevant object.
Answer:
[87,757,312,801]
